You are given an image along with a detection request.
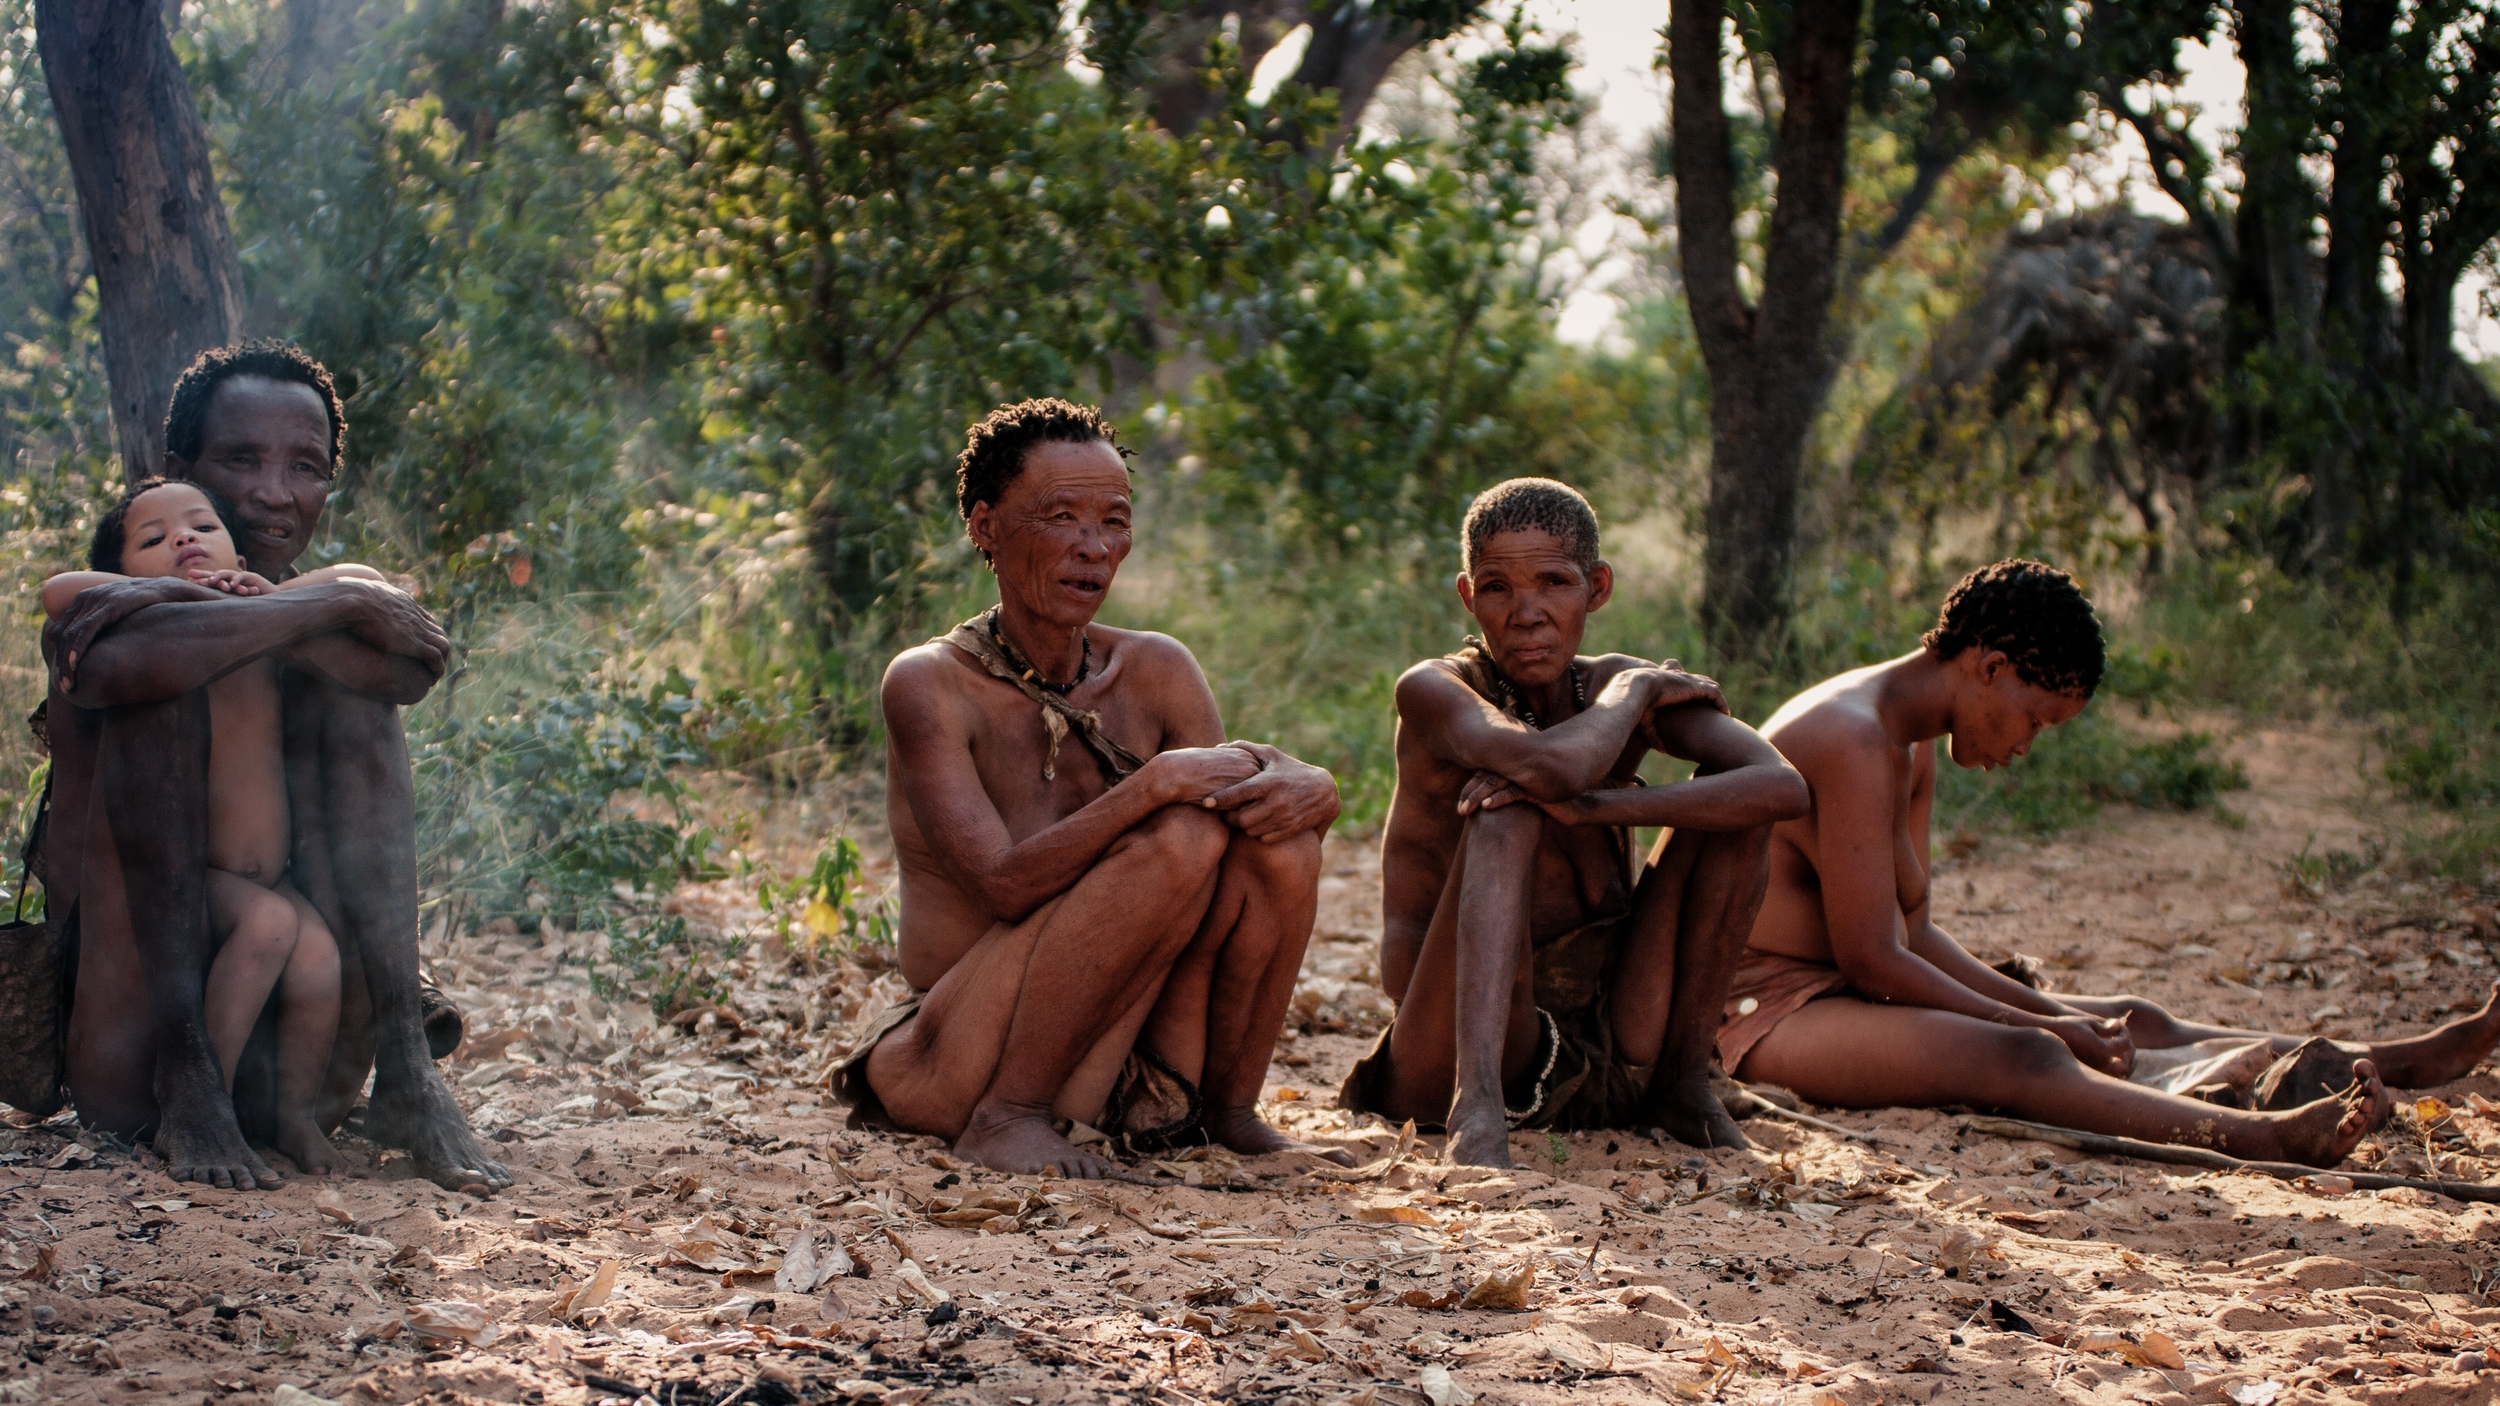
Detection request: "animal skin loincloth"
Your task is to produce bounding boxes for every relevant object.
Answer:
[834,988,1203,1151]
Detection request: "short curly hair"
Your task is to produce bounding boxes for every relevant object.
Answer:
[1921,559,2105,697]
[1461,478,1600,574]
[89,476,246,573]
[954,399,1131,546]
[164,339,346,475]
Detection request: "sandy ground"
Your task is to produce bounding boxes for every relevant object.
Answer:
[5,719,2500,1406]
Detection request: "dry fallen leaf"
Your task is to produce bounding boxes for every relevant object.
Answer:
[1399,1289,1461,1310]
[1458,1262,1534,1312]
[318,1232,397,1257]
[2416,1097,2453,1126]
[892,1258,949,1304]
[2069,1328,2183,1369]
[314,1189,357,1225]
[1356,1205,1439,1228]
[1418,1364,1474,1406]
[404,1300,499,1346]
[1,1236,54,1284]
[1287,1329,1331,1362]
[661,1214,754,1274]
[777,1226,826,1296]
[556,1260,619,1322]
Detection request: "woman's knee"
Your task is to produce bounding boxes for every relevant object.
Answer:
[1134,805,1232,877]
[1462,801,1542,855]
[1226,825,1321,891]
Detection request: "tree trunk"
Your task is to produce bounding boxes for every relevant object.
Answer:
[1670,0,1857,663]
[36,0,244,486]
[2313,0,2397,565]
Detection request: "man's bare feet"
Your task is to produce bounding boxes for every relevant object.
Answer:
[1444,1095,1513,1168]
[2259,1058,2388,1167]
[273,1114,342,1177]
[1640,1072,1752,1151]
[154,1064,281,1191]
[1206,1106,1358,1166]
[2363,982,2500,1087]
[366,1062,510,1191]
[955,1105,1129,1179]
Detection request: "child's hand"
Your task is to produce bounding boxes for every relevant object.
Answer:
[190,567,276,595]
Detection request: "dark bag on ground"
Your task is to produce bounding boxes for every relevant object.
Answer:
[0,701,66,1118]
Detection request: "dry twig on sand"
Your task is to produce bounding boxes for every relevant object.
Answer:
[1960,1113,2500,1202]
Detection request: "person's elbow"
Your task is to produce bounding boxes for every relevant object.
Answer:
[1507,752,1589,803]
[375,658,440,705]
[1757,759,1811,823]
[1830,944,1916,1002]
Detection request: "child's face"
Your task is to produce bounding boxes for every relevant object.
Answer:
[118,483,243,579]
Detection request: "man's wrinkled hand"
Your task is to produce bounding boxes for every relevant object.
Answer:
[1143,745,1265,808]
[47,577,219,694]
[338,578,451,679]
[1203,742,1339,841]
[1647,657,1728,716]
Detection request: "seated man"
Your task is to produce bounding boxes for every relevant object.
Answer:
[46,341,502,1191]
[839,398,1345,1178]
[1341,478,1811,1167]
[1726,559,2500,1165]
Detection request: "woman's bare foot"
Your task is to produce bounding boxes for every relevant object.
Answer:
[1444,1094,1514,1168]
[955,1105,1130,1179]
[2363,982,2500,1087]
[1206,1106,1358,1166]
[2258,1059,2388,1167]
[274,1114,342,1177]
[1638,1072,1752,1151]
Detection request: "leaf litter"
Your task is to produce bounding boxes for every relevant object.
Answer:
[11,767,2500,1403]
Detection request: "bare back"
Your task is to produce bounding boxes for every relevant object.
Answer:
[884,624,1224,989]
[1751,665,1934,963]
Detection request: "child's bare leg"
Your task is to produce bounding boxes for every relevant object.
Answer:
[2063,984,2500,1087]
[269,887,344,1176]
[1741,998,2388,1167]
[205,872,301,1089]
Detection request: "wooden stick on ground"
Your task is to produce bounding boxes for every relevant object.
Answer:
[1738,1090,1886,1147]
[1959,1113,2500,1204]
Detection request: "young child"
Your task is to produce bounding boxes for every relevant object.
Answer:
[43,477,386,1176]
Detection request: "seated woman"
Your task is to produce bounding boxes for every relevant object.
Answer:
[1726,560,2499,1168]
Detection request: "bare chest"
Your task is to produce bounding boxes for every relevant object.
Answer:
[956,681,1165,840]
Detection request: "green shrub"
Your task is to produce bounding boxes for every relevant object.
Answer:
[1935,709,2248,837]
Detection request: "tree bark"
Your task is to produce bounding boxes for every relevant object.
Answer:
[1671,0,1857,662]
[36,0,244,486]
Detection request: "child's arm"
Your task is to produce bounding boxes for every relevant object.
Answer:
[41,571,129,620]
[270,564,391,592]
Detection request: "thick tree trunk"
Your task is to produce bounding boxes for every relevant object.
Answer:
[36,0,244,486]
[1670,0,1856,662]
[2312,0,2396,565]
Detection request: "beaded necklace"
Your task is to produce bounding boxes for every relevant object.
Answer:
[984,607,1091,695]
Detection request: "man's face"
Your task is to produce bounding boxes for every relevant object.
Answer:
[116,483,243,580]
[1454,528,1612,687]
[966,439,1133,627]
[167,375,332,575]
[1945,649,2090,770]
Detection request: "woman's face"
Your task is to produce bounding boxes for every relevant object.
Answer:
[118,483,242,580]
